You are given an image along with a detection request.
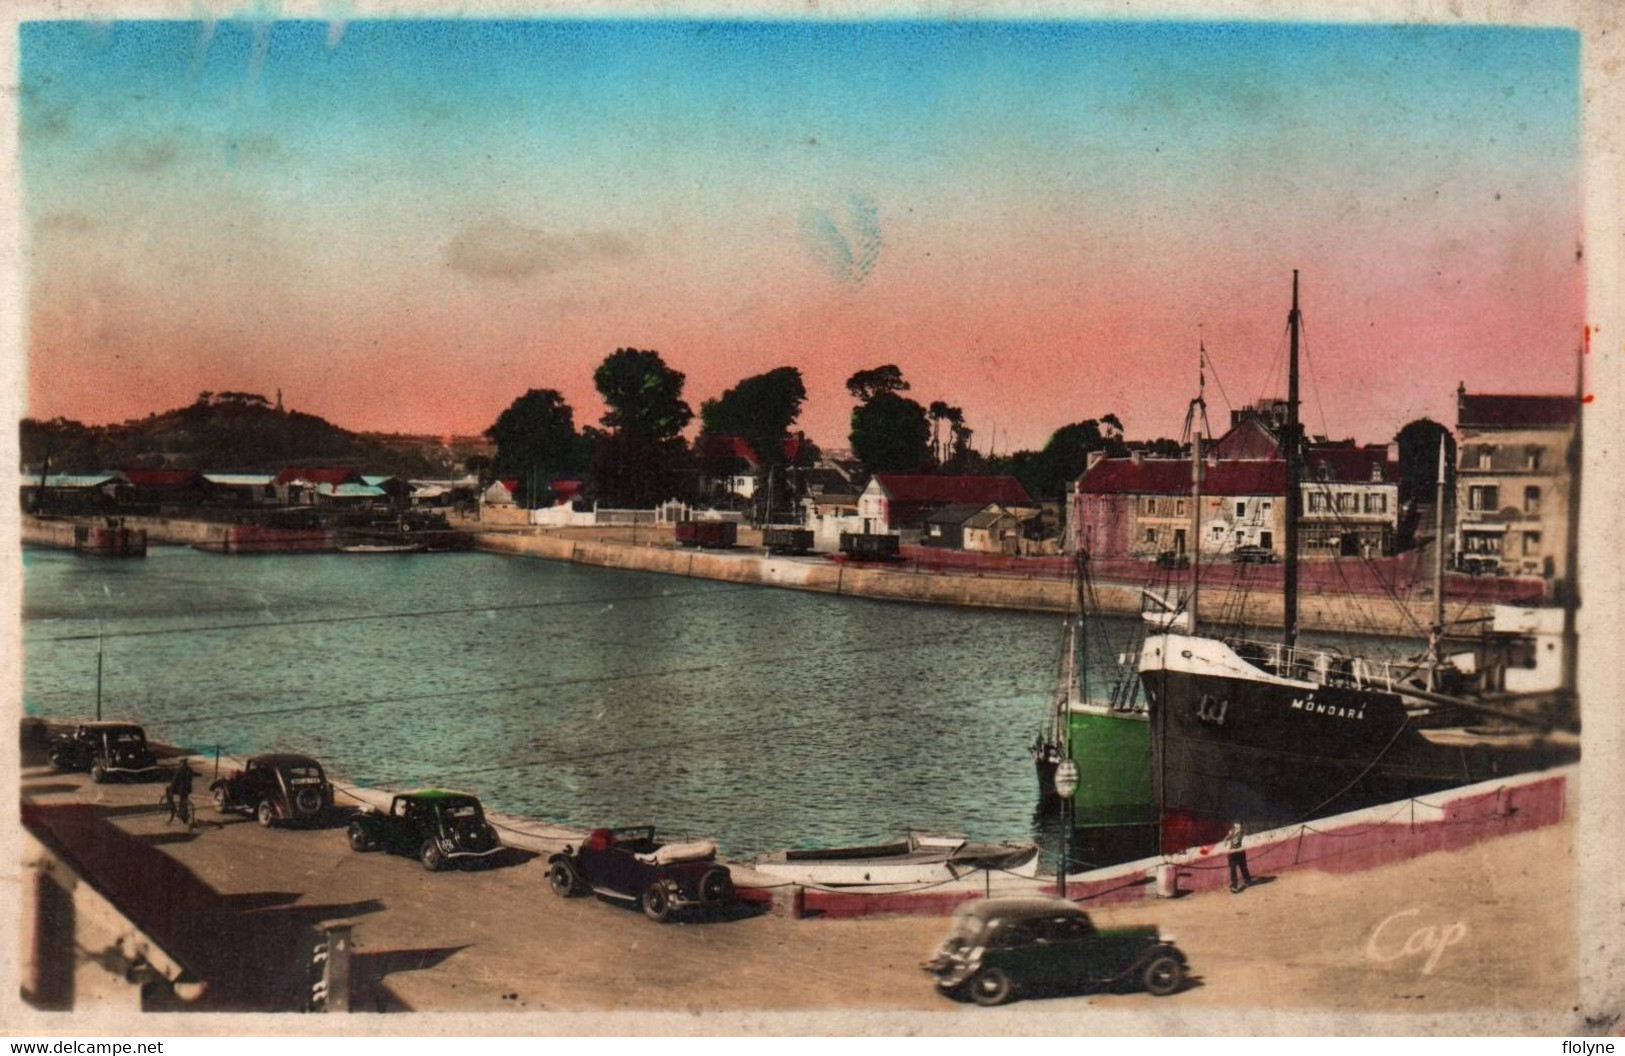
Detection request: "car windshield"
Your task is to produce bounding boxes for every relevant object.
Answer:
[283,766,323,779]
[443,803,482,820]
[948,913,991,944]
[112,731,145,744]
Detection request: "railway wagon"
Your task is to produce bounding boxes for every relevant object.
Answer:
[675,520,738,549]
[839,532,901,561]
[762,527,814,555]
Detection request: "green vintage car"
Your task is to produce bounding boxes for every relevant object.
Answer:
[346,790,503,871]
[924,897,1188,1006]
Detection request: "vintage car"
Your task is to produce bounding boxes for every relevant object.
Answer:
[47,721,162,783]
[346,790,502,871]
[1155,549,1191,569]
[547,826,734,922]
[1231,545,1279,565]
[211,753,336,827]
[924,897,1188,1006]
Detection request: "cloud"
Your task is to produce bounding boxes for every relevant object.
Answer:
[35,211,97,235]
[103,132,184,173]
[443,220,640,281]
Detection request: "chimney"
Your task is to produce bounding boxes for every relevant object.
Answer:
[1130,450,1144,465]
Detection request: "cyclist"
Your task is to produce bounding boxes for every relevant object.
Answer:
[165,759,197,830]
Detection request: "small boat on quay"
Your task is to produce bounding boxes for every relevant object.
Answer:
[340,542,423,554]
[751,833,1040,887]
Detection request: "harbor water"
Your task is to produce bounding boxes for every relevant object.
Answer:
[20,546,1423,858]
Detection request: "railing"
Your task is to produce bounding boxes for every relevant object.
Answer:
[1222,636,1404,692]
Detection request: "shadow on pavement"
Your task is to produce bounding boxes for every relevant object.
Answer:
[351,945,470,1013]
[23,801,387,1011]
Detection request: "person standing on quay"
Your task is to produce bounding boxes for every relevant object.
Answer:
[1226,821,1252,893]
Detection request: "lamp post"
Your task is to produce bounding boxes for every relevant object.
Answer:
[1053,758,1078,896]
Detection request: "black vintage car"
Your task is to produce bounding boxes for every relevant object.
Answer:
[346,790,503,871]
[211,753,336,827]
[547,826,734,922]
[47,722,162,783]
[924,897,1188,1006]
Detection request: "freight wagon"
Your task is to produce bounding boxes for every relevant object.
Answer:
[839,532,901,561]
[762,527,814,555]
[675,520,738,549]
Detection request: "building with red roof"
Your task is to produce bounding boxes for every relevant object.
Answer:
[857,473,1033,533]
[1072,416,1400,561]
[1454,384,1578,581]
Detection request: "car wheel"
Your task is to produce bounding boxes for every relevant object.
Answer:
[256,799,276,828]
[420,839,445,872]
[969,967,1014,1007]
[640,883,672,923]
[90,762,108,784]
[698,867,732,905]
[212,786,230,812]
[347,823,373,853]
[547,860,583,898]
[1143,954,1185,997]
[48,747,70,772]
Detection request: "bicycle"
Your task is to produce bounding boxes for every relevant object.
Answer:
[161,790,197,831]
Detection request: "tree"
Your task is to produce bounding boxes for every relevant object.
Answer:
[845,364,909,403]
[699,367,808,516]
[850,391,931,474]
[482,389,581,506]
[1396,418,1456,507]
[591,348,694,506]
[595,348,693,442]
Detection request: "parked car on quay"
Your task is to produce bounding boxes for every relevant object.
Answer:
[1231,545,1279,565]
[47,721,162,783]
[346,790,503,871]
[211,753,336,827]
[923,898,1188,1006]
[547,826,734,922]
[1155,550,1191,569]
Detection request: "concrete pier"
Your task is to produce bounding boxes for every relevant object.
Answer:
[474,527,1478,636]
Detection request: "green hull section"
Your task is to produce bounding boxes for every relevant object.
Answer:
[1066,709,1154,829]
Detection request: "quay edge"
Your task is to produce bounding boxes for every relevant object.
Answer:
[473,529,1482,638]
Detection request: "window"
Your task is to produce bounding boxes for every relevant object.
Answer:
[1308,492,1327,513]
[1364,493,1387,514]
[1523,531,1541,556]
[1524,486,1540,514]
[1526,447,1543,471]
[1144,528,1156,544]
[1235,501,1246,518]
[1336,493,1356,512]
[1262,501,1273,512]
[1370,463,1383,482]
[1175,500,1185,516]
[1468,485,1500,512]
[1477,445,1495,469]
[1143,497,1155,515]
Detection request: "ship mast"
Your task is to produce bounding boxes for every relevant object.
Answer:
[1428,435,1449,689]
[1282,271,1303,650]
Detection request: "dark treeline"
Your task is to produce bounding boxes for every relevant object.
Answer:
[21,352,1191,509]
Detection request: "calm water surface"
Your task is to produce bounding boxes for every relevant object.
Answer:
[24,547,1153,855]
[22,547,1421,856]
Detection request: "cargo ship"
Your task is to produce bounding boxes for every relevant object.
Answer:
[1137,272,1580,853]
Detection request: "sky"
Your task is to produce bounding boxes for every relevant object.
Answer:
[19,18,1583,452]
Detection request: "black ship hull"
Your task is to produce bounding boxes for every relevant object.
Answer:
[1140,634,1575,853]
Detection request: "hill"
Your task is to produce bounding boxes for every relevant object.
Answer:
[19,393,461,478]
